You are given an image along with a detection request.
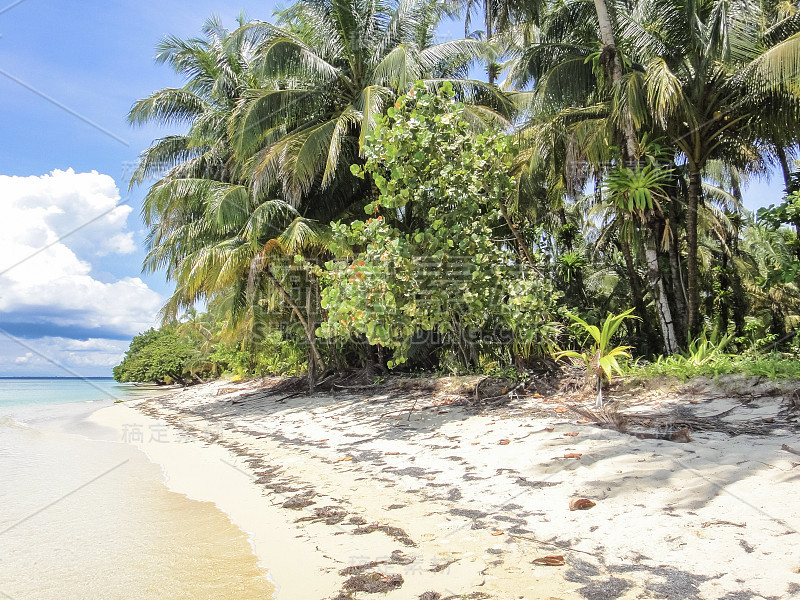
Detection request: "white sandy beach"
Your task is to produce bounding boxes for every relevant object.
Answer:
[91,376,800,600]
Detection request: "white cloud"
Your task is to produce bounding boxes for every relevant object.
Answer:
[14,352,33,364]
[0,169,162,337]
[56,337,129,368]
[0,337,129,374]
[1,168,136,256]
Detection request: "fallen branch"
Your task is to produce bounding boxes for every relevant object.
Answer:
[781,444,800,457]
[702,520,746,528]
[407,398,418,421]
[507,533,600,557]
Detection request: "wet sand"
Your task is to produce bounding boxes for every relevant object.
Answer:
[0,404,274,599]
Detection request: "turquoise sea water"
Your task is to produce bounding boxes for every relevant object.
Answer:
[0,377,159,409]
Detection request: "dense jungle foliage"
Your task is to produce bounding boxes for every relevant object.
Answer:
[115,0,800,384]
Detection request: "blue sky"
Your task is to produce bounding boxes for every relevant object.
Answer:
[0,1,788,376]
[0,0,284,376]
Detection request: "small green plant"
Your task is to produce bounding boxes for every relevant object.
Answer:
[624,345,800,381]
[554,308,638,408]
[745,355,800,378]
[685,330,731,366]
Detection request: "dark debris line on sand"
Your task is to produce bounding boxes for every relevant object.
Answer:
[352,523,417,547]
[329,571,404,599]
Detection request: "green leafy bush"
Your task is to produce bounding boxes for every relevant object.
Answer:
[319,82,559,368]
[113,328,194,384]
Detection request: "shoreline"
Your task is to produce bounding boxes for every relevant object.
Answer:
[91,400,338,598]
[0,391,274,600]
[92,376,800,600]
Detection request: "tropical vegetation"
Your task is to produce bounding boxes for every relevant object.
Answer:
[115,0,800,386]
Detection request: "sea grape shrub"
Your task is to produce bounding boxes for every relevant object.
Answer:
[319,81,558,367]
[113,328,194,384]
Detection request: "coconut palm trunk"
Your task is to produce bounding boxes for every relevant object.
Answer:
[592,0,620,79]
[644,235,679,354]
[776,146,793,190]
[264,265,325,389]
[592,0,681,353]
[666,190,688,340]
[687,165,702,338]
[632,231,678,355]
[485,1,495,85]
[592,0,637,161]
[620,239,648,337]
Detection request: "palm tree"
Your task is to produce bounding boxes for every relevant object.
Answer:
[502,5,683,354]
[128,15,259,188]
[230,0,510,207]
[623,0,800,335]
[130,16,333,384]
